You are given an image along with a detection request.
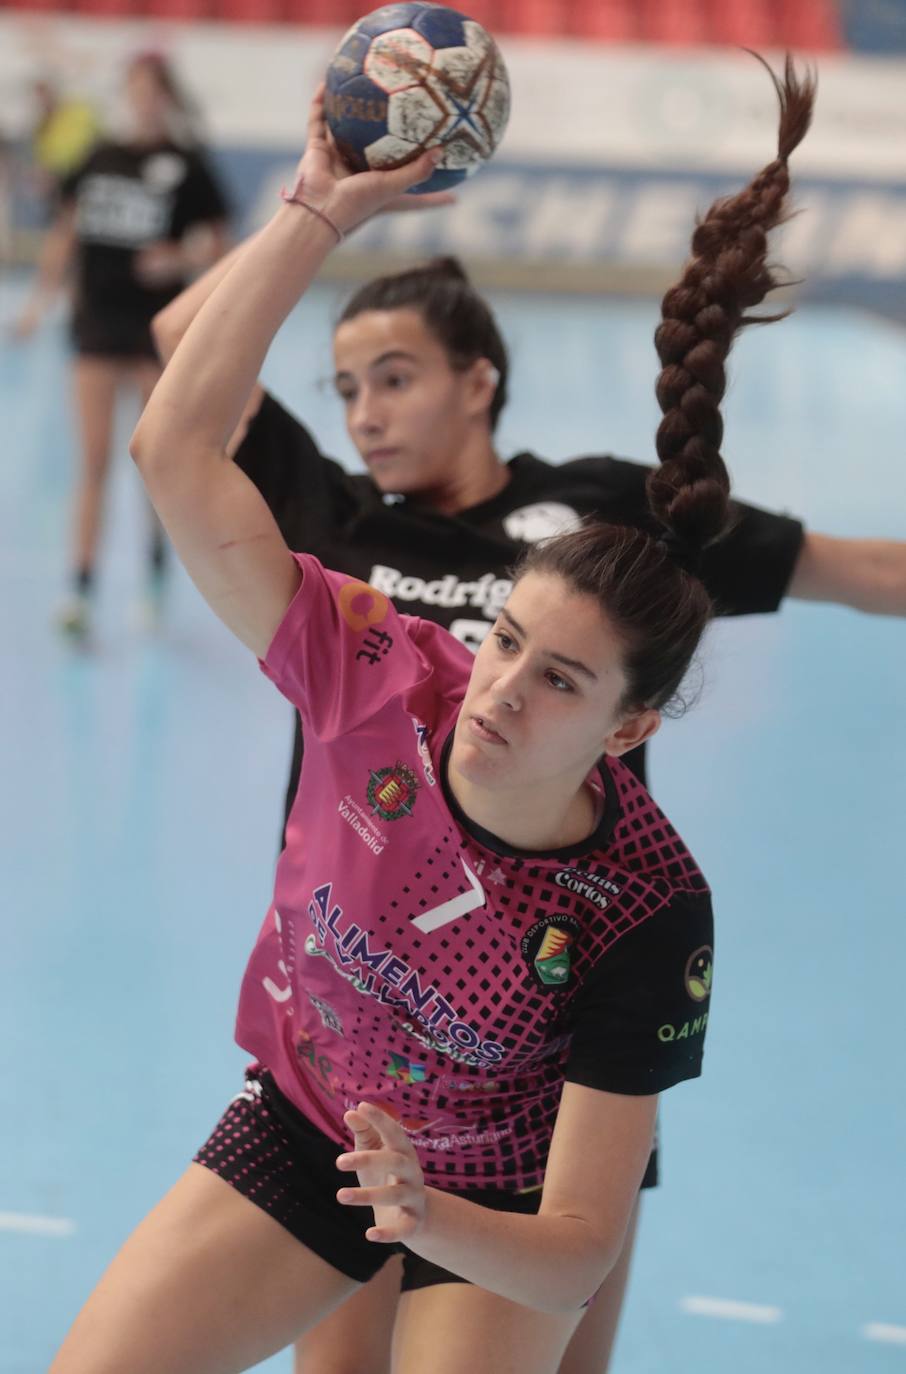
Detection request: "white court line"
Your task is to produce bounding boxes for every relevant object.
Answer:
[680,1296,782,1324]
[864,1324,906,1345]
[0,1211,76,1237]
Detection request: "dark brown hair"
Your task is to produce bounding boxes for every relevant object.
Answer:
[520,55,816,716]
[338,256,509,428]
[127,50,202,145]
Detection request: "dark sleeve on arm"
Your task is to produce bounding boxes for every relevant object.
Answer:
[594,457,805,616]
[700,499,804,615]
[564,892,714,1095]
[172,148,231,232]
[233,392,362,551]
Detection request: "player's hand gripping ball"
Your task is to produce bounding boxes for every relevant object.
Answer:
[324,3,510,194]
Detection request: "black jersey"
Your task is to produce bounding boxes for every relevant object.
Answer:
[61,139,229,356]
[236,391,805,796]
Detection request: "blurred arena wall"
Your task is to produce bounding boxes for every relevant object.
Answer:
[1,10,906,310]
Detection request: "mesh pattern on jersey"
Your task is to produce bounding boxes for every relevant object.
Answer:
[266,753,707,1192]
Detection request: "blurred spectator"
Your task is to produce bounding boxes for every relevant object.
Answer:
[13,52,231,640]
[28,76,100,219]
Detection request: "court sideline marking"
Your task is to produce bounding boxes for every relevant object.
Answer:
[0,1212,77,1237]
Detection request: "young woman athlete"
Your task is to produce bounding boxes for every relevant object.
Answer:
[150,70,906,1374]
[15,51,231,638]
[49,62,814,1374]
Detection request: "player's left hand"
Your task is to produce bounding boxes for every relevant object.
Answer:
[336,1102,427,1242]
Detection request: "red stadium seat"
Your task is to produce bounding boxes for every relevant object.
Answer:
[143,0,216,18]
[572,0,638,41]
[642,0,709,45]
[71,0,136,14]
[217,0,285,19]
[498,0,569,37]
[4,0,74,10]
[282,0,359,23]
[706,0,775,47]
[776,0,843,50]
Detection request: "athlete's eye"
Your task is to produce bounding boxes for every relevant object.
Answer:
[545,670,574,693]
[382,371,412,391]
[494,631,516,653]
[335,383,356,405]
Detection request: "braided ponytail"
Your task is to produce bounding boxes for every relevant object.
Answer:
[519,56,816,716]
[649,54,816,555]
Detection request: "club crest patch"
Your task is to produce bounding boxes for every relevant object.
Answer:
[367,761,420,821]
[521,915,581,989]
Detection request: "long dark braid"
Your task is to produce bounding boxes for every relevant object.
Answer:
[648,55,816,554]
[520,56,816,715]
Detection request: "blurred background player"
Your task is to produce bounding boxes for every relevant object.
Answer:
[13,50,231,639]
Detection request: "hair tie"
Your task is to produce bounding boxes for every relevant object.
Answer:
[279,174,344,245]
[656,531,703,578]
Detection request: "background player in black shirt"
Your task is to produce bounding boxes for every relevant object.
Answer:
[14,52,231,640]
[150,76,906,1374]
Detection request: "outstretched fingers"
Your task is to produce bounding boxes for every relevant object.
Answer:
[347,1101,416,1150]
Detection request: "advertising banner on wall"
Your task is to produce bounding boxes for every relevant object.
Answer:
[2,15,905,312]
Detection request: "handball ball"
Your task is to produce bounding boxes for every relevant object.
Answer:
[324,3,510,194]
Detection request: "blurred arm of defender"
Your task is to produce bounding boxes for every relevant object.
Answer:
[12,203,76,340]
[130,90,442,659]
[789,531,906,616]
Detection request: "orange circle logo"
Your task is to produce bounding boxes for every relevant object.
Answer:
[338,580,389,632]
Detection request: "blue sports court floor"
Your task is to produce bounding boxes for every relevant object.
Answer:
[1,273,904,1372]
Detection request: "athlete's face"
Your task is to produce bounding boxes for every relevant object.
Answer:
[125,61,172,134]
[452,572,661,795]
[332,308,492,496]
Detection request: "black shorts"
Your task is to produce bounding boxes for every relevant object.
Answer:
[194,1067,657,1289]
[70,308,157,359]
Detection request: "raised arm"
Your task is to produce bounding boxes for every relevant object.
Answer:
[130,89,441,658]
[150,230,268,460]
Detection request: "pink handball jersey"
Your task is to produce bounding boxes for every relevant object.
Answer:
[236,555,714,1193]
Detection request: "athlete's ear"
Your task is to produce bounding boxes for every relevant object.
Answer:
[602,708,660,758]
[463,356,500,421]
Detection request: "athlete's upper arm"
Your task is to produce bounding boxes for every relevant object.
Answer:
[131,435,301,658]
[539,1081,658,1261]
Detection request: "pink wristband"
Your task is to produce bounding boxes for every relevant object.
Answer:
[280,183,344,245]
